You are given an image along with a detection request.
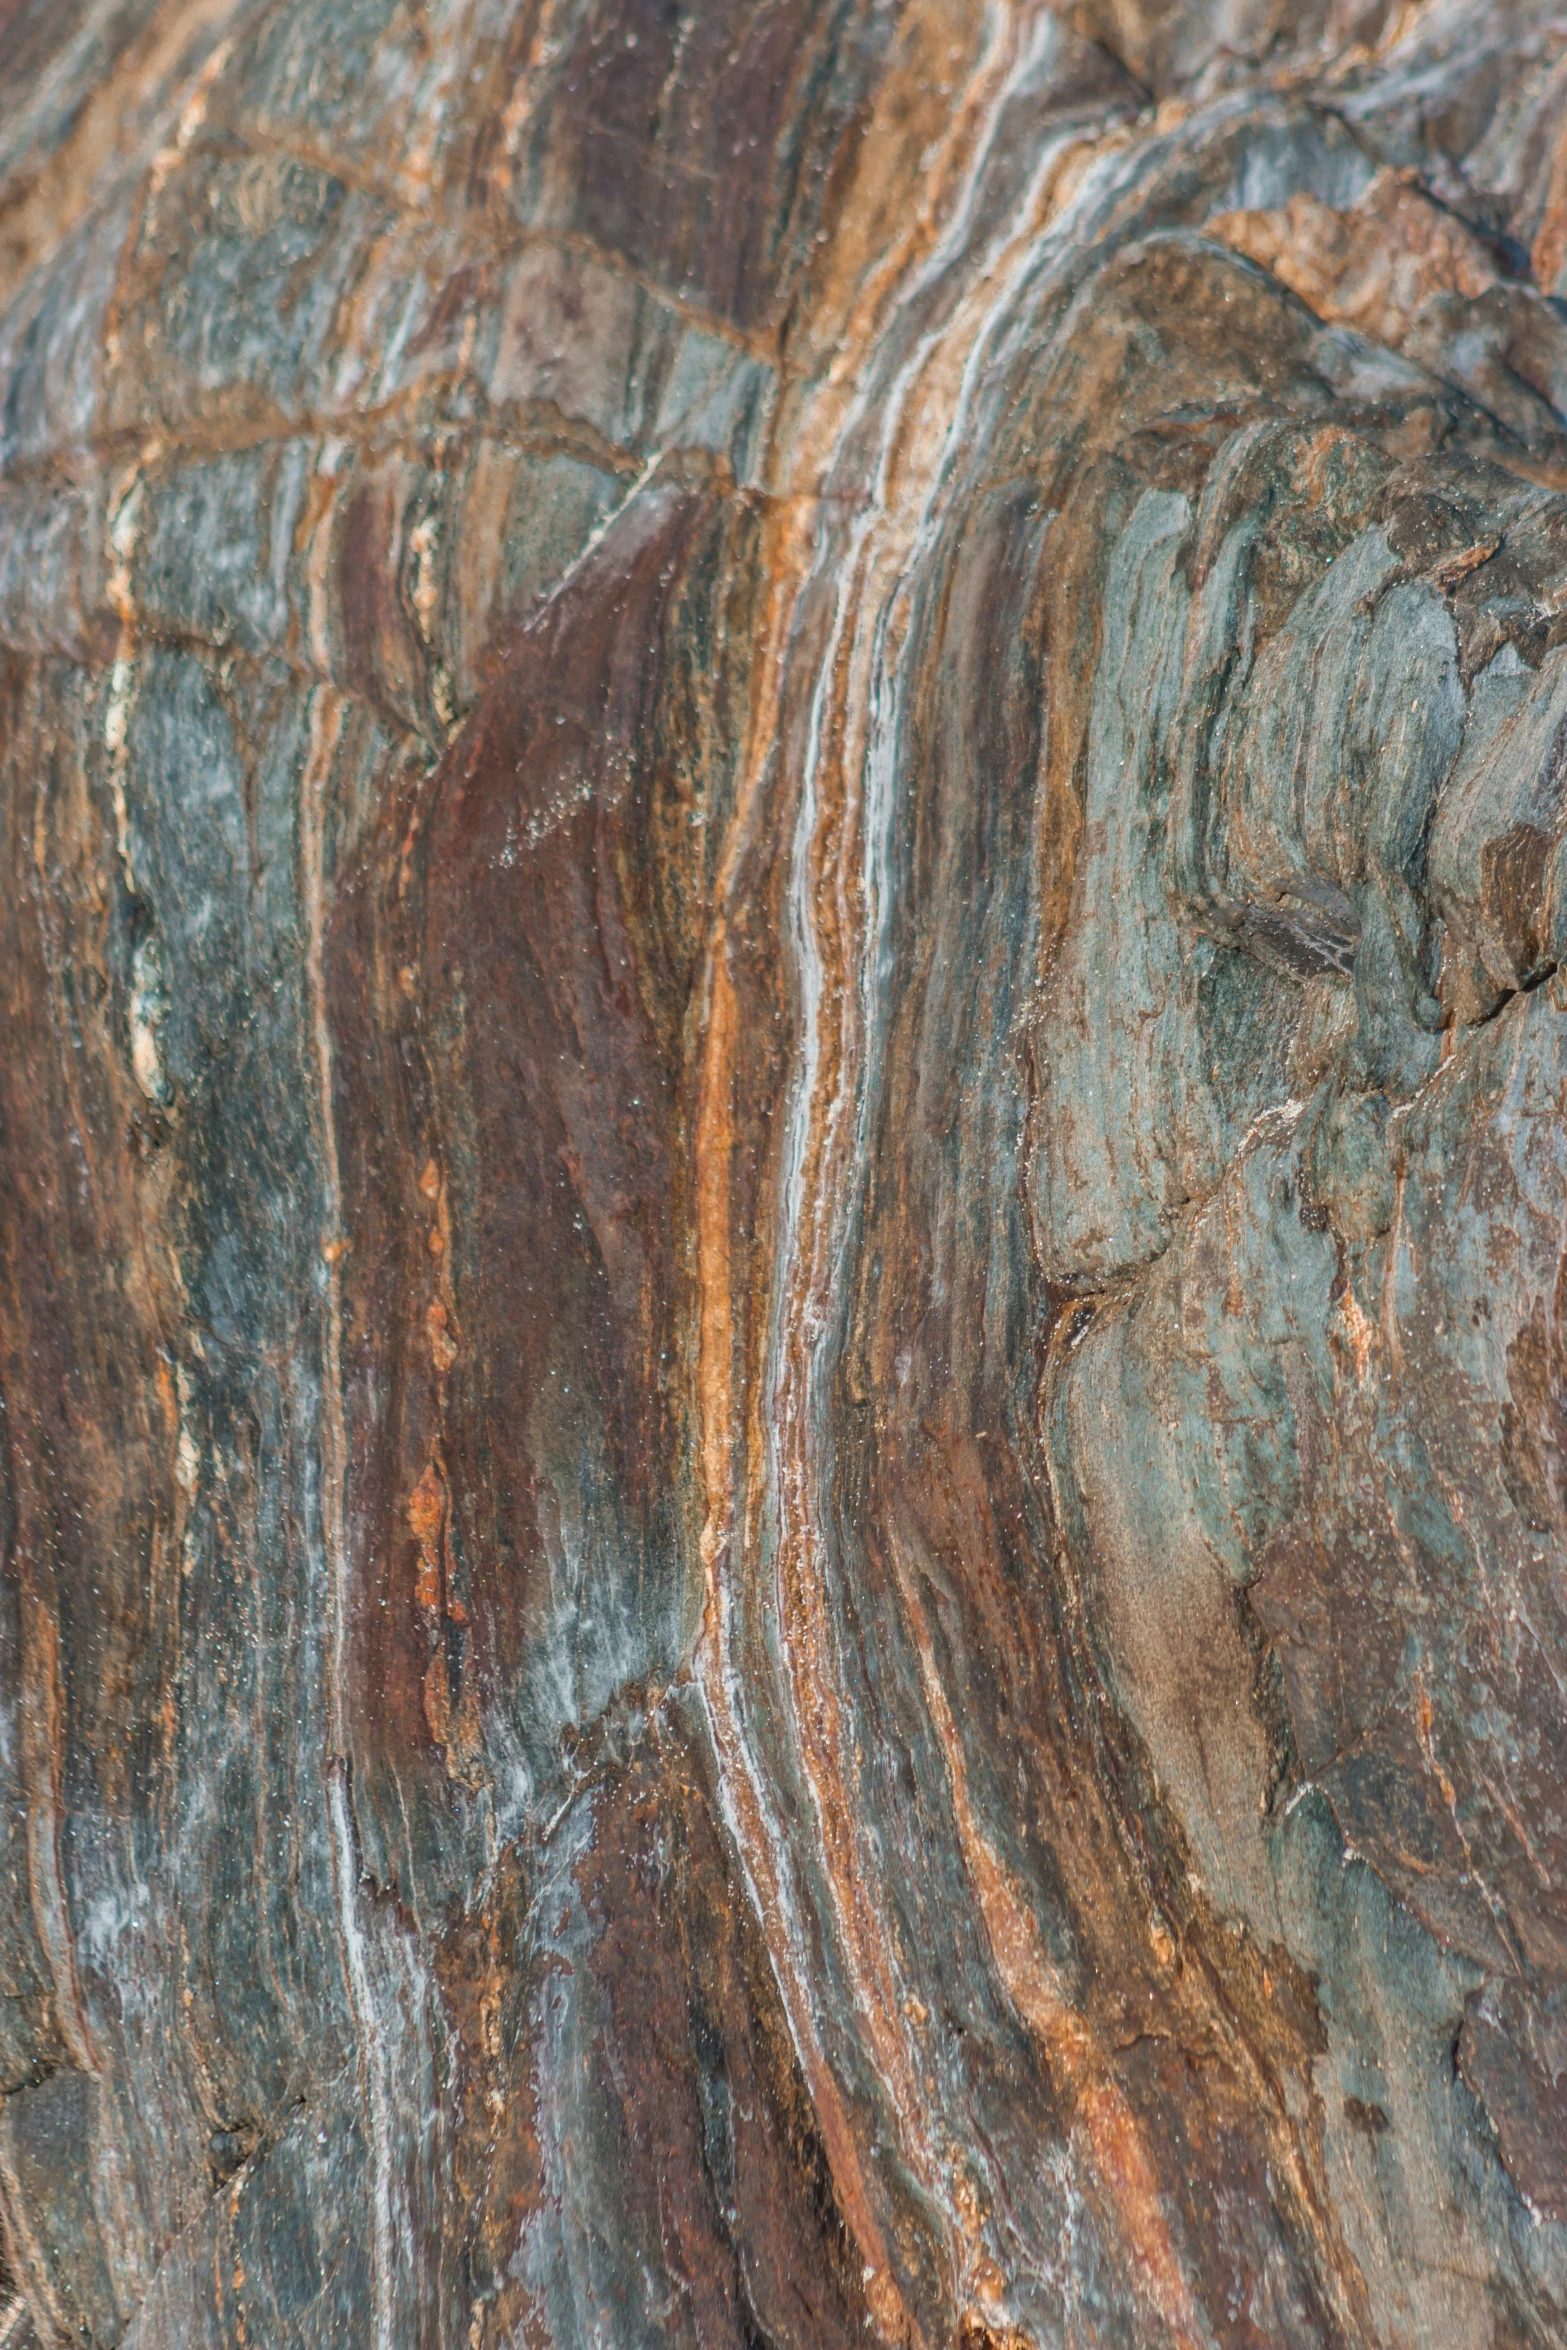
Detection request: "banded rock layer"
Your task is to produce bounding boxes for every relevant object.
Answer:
[3,0,1567,2343]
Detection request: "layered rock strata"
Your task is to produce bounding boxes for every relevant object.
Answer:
[3,1,1567,2343]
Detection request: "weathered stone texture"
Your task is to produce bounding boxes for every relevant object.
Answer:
[3,1,1567,2344]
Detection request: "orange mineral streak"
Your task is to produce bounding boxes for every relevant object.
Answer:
[1532,106,1567,297]
[1209,171,1499,351]
[693,937,917,2350]
[914,1620,1207,2350]
[407,1453,449,1620]
[0,0,236,311]
[754,714,951,2238]
[740,72,1093,2267]
[426,1296,459,1374]
[694,931,738,1547]
[764,889,938,2195]
[779,0,1043,482]
[694,17,1144,2323]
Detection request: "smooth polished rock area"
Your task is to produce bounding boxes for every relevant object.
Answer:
[2,2,1567,2343]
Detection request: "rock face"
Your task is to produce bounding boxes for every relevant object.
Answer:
[3,0,1567,2342]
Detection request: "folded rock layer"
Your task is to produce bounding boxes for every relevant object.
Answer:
[2,1,1567,2343]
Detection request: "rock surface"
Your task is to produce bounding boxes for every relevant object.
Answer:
[3,0,1567,2342]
